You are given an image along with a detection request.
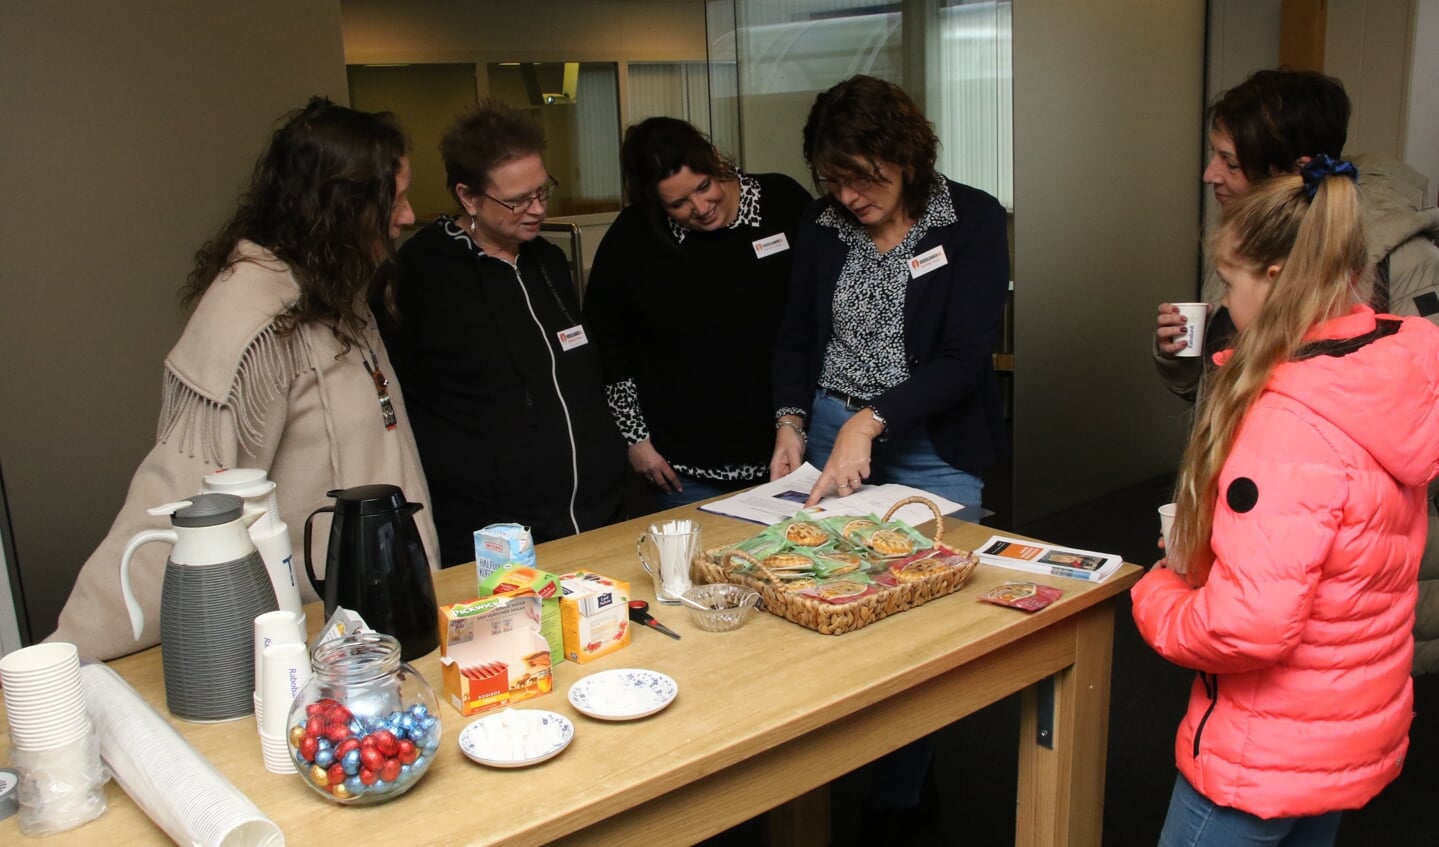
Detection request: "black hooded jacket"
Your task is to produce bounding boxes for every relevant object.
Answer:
[376,219,625,566]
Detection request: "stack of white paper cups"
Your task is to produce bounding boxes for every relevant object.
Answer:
[80,663,282,846]
[0,643,107,835]
[252,611,310,773]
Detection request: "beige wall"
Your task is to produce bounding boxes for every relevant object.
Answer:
[1408,0,1439,195]
[0,0,348,642]
[1326,0,1417,161]
[349,63,479,220]
[341,0,708,64]
[1010,1,1207,523]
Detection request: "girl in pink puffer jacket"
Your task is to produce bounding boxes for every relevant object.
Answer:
[1133,158,1439,847]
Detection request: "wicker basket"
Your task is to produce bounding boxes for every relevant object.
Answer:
[692,496,978,635]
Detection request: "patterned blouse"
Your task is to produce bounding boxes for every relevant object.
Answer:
[818,179,958,399]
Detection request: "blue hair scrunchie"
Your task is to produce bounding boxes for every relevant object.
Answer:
[1300,154,1359,200]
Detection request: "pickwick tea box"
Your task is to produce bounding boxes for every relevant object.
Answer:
[438,592,553,716]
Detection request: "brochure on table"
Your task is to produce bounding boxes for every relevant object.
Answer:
[698,463,964,527]
[975,534,1123,582]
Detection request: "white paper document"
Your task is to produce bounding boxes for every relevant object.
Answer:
[698,463,964,527]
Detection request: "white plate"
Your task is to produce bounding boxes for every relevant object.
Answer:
[567,668,678,720]
[458,709,574,768]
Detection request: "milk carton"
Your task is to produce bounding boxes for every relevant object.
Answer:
[474,523,535,577]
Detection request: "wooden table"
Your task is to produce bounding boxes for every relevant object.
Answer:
[1,505,1140,846]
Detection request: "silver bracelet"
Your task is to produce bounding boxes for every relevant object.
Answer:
[862,406,888,433]
[775,418,807,443]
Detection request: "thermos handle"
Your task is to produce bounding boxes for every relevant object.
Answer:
[303,505,336,597]
[118,529,178,640]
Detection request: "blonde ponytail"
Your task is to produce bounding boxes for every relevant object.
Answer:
[1169,169,1366,584]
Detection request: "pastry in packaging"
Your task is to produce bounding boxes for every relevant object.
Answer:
[724,533,787,570]
[890,553,943,582]
[801,578,874,604]
[887,548,976,583]
[776,575,818,592]
[762,551,819,571]
[837,518,931,558]
[782,519,831,547]
[978,581,1063,612]
[837,517,880,543]
[868,529,915,557]
[812,550,865,576]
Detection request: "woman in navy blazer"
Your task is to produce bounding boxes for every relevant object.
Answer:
[771,75,1010,514]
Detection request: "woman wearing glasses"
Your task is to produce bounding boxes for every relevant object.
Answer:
[583,117,811,509]
[771,75,1010,517]
[769,73,1010,840]
[51,98,438,660]
[375,100,625,566]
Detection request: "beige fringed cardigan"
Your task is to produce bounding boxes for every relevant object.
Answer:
[49,242,440,661]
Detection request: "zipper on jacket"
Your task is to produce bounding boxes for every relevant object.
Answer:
[1192,671,1218,760]
[506,259,582,536]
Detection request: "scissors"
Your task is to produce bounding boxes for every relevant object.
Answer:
[628,600,681,640]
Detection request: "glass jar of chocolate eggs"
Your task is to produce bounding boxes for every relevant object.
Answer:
[287,632,441,804]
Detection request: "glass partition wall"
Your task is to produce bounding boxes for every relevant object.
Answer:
[349,58,716,221]
[705,0,1012,209]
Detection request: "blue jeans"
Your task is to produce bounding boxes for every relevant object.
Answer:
[806,390,983,515]
[649,472,750,511]
[1158,774,1342,847]
[809,389,974,810]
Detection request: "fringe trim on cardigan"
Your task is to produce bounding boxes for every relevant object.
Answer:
[156,321,307,465]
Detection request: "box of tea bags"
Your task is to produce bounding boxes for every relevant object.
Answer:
[438,592,553,716]
[558,570,631,664]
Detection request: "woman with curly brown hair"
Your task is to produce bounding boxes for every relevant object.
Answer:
[771,75,1010,514]
[51,97,439,660]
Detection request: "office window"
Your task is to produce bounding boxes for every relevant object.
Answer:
[933,1,1013,209]
[628,62,712,135]
[706,0,1011,209]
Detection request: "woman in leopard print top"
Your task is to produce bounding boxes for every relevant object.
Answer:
[584,117,810,509]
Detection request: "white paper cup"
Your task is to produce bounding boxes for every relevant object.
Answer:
[259,730,296,775]
[258,642,311,739]
[1158,503,1177,551]
[1,643,93,753]
[253,610,307,697]
[1173,303,1208,358]
[0,642,78,670]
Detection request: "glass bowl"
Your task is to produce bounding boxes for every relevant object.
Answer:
[681,583,761,632]
[287,633,440,804]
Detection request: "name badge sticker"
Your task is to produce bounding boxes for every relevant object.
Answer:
[752,233,791,259]
[908,245,948,279]
[557,325,589,351]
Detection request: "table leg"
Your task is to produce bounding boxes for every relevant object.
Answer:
[764,786,830,847]
[1015,603,1116,847]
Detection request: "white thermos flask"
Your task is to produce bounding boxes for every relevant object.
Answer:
[201,468,304,616]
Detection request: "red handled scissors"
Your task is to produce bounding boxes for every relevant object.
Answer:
[628,600,681,640]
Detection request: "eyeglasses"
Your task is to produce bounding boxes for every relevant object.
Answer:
[816,173,884,195]
[482,175,559,214]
